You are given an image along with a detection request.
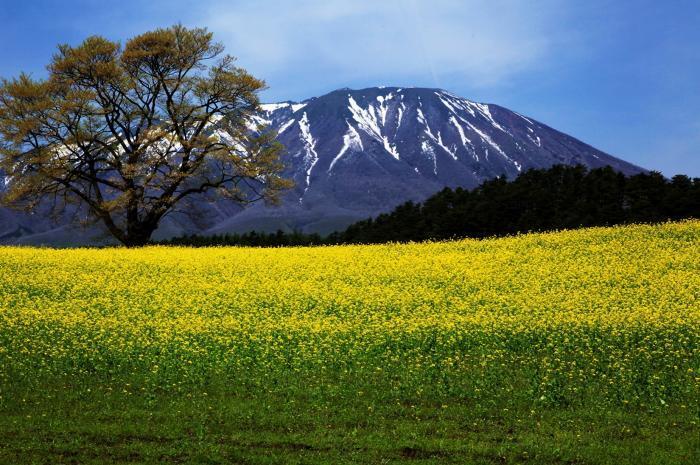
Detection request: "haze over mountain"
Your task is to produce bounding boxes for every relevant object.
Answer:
[0,87,645,245]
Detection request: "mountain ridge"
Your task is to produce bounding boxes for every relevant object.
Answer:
[0,86,646,245]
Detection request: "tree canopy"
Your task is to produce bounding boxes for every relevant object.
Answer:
[0,25,291,246]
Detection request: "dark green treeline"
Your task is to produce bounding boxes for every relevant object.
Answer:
[156,165,700,247]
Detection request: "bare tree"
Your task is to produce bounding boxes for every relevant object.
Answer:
[0,25,291,246]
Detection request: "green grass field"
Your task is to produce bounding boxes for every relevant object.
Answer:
[1,222,698,464]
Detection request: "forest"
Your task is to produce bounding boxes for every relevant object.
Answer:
[157,165,700,247]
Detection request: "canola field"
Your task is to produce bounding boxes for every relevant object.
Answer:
[0,221,699,464]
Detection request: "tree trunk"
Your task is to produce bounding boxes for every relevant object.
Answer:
[122,221,157,247]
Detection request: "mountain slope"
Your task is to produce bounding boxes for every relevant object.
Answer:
[208,87,644,235]
[0,87,645,244]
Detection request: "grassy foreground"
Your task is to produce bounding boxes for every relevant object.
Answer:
[0,222,698,464]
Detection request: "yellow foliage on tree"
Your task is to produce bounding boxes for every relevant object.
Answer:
[0,25,291,246]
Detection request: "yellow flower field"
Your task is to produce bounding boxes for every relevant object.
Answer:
[1,221,698,408]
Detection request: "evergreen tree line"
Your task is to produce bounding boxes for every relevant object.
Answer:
[154,165,700,247]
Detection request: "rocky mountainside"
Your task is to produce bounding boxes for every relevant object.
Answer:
[0,87,645,245]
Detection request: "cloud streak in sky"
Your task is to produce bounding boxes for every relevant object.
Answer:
[201,0,561,92]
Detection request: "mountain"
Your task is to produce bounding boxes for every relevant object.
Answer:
[0,87,645,245]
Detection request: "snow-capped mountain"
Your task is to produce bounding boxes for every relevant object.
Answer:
[0,87,645,245]
[208,87,644,236]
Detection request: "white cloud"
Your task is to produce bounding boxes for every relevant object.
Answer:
[199,0,564,89]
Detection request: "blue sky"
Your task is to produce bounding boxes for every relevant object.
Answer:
[1,0,698,176]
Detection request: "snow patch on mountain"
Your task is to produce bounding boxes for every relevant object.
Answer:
[450,116,472,147]
[298,112,318,201]
[328,123,363,173]
[463,121,520,171]
[515,112,534,125]
[471,102,510,134]
[246,114,271,132]
[437,91,476,117]
[376,93,394,126]
[421,140,438,175]
[261,102,291,112]
[417,108,457,161]
[278,119,296,134]
[527,134,542,147]
[348,96,399,160]
[396,102,406,132]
